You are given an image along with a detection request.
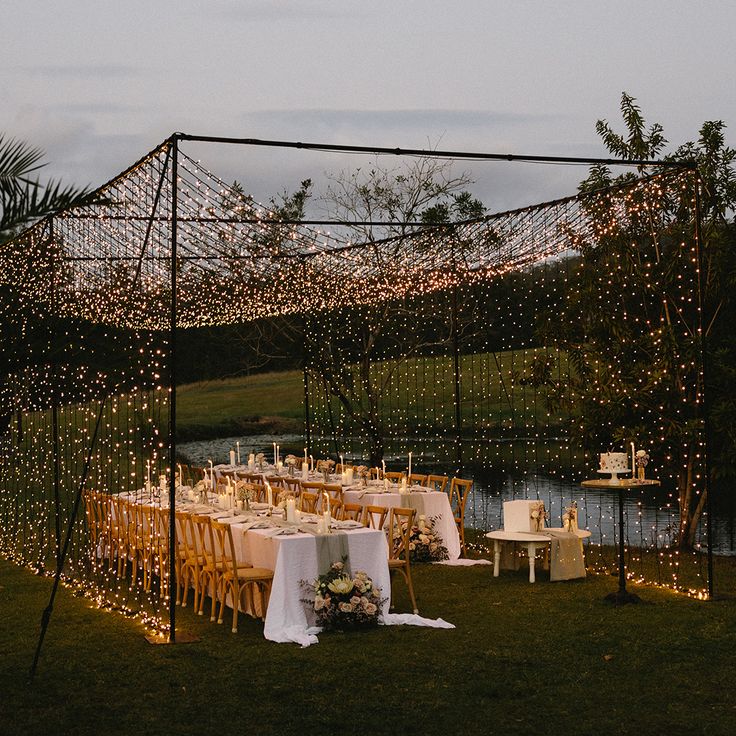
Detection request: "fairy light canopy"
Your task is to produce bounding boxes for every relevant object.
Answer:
[0,134,697,331]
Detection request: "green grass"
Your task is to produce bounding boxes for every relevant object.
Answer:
[2,554,735,736]
[176,371,305,439]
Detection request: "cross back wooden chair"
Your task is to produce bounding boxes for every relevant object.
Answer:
[426,475,449,494]
[327,496,343,518]
[388,506,418,614]
[301,480,324,494]
[192,514,220,622]
[175,511,203,610]
[362,504,388,531]
[323,483,343,500]
[341,502,365,522]
[299,491,319,514]
[408,473,428,487]
[210,519,274,632]
[449,477,473,556]
[384,471,405,483]
[154,506,172,600]
[281,477,301,495]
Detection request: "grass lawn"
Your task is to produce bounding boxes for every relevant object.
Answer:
[2,555,735,736]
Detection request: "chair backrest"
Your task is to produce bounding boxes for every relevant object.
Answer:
[175,511,199,559]
[299,491,319,513]
[408,473,427,487]
[426,475,449,494]
[301,481,324,494]
[363,504,388,530]
[155,506,171,552]
[384,471,404,482]
[327,496,343,518]
[281,477,301,494]
[388,507,416,562]
[191,514,216,569]
[450,478,473,521]
[210,519,238,578]
[341,502,364,522]
[369,467,381,479]
[323,483,343,500]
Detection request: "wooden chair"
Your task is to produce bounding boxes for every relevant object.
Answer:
[175,511,203,610]
[384,471,405,483]
[327,496,343,518]
[154,506,173,600]
[299,491,319,514]
[408,473,428,487]
[191,514,220,621]
[109,495,130,578]
[388,507,418,614]
[341,502,365,522]
[323,483,343,500]
[281,477,301,495]
[210,519,273,632]
[300,481,324,494]
[426,474,449,495]
[363,504,388,530]
[449,477,473,556]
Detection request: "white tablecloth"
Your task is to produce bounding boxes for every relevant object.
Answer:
[234,526,391,645]
[342,487,461,561]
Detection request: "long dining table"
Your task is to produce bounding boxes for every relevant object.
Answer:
[117,490,391,645]
[212,465,462,561]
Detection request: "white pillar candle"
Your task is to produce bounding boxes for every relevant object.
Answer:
[631,442,636,475]
[209,459,214,489]
[382,460,386,478]
[310,455,314,472]
[146,460,151,491]
[304,448,308,463]
[236,442,240,465]
[408,451,412,479]
[286,497,296,523]
[248,453,255,468]
[177,463,182,486]
[302,461,309,480]
[322,508,331,533]
[266,483,273,508]
[229,449,236,466]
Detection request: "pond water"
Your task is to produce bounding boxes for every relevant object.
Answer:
[178,434,735,555]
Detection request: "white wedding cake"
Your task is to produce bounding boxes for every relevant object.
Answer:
[600,452,629,473]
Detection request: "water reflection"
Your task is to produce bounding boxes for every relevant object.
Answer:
[178,434,733,555]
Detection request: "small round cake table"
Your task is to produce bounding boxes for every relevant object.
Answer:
[581,477,660,604]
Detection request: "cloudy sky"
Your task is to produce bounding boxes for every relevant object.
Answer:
[2,0,735,213]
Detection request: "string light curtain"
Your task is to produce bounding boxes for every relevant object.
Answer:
[0,136,710,638]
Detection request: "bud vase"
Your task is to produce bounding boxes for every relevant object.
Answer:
[637,466,645,481]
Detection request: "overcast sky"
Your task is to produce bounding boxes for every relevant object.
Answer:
[2,0,735,213]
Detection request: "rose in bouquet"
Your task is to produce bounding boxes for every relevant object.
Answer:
[355,465,370,486]
[302,561,384,631]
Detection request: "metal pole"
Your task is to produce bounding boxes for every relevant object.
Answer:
[168,136,178,641]
[303,367,311,457]
[49,219,62,564]
[693,176,714,598]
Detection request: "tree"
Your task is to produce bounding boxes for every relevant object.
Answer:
[537,93,736,548]
[0,135,94,244]
[307,157,485,465]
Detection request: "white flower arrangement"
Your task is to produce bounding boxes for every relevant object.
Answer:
[302,561,384,631]
[562,501,578,532]
[530,501,549,532]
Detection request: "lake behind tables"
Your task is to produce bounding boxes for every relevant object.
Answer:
[179,434,735,555]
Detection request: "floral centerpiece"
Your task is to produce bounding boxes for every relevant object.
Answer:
[285,454,299,476]
[235,481,255,510]
[355,465,370,486]
[316,458,335,483]
[562,501,578,532]
[255,452,265,470]
[636,450,649,480]
[302,561,384,631]
[530,501,548,532]
[394,514,449,562]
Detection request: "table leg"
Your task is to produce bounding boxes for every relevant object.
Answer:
[493,540,501,577]
[527,543,536,583]
[604,489,641,604]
